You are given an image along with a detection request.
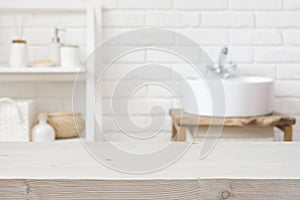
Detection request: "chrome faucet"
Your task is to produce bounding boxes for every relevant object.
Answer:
[218,47,229,74]
[208,46,238,79]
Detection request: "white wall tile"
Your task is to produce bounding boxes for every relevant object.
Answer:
[102,80,147,98]
[146,48,200,63]
[63,28,86,45]
[228,46,254,63]
[0,13,34,27]
[173,0,227,10]
[179,29,229,45]
[204,46,254,63]
[275,80,300,97]
[230,29,282,45]
[147,83,180,98]
[255,47,300,63]
[103,98,172,115]
[284,0,300,10]
[277,64,300,79]
[36,98,64,113]
[256,12,300,28]
[103,11,145,27]
[202,12,254,27]
[36,82,74,98]
[0,82,36,98]
[239,64,276,78]
[119,0,172,9]
[146,11,200,27]
[0,28,16,44]
[171,63,201,79]
[34,12,86,27]
[229,0,281,10]
[102,27,132,41]
[0,45,10,63]
[127,98,172,115]
[274,99,300,114]
[25,28,53,45]
[102,63,140,80]
[283,30,300,45]
[102,0,118,10]
[63,98,85,113]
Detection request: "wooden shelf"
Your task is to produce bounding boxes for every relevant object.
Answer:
[0,67,86,81]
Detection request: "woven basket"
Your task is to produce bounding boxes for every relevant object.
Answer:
[47,112,84,139]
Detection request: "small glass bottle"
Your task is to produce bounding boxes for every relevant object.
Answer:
[31,113,55,142]
[48,28,62,66]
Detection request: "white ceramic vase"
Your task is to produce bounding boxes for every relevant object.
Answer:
[31,113,55,142]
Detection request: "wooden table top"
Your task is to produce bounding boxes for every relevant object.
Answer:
[170,109,296,127]
[1,142,300,199]
[0,141,300,179]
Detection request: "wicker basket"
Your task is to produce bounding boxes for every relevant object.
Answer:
[47,112,84,139]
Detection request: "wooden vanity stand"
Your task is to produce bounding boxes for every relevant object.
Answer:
[170,109,296,142]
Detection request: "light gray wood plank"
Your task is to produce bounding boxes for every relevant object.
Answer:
[1,142,300,179]
[0,179,300,199]
[0,142,300,199]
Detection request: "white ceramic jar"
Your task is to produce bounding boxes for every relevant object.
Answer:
[31,113,55,142]
[60,45,81,68]
[9,40,27,68]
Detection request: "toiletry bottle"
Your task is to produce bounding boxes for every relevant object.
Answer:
[61,45,81,68]
[31,113,55,142]
[48,28,62,66]
[9,39,27,68]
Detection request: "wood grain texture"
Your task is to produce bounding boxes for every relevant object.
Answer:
[0,179,300,199]
[1,142,300,199]
[170,109,296,128]
[278,125,293,142]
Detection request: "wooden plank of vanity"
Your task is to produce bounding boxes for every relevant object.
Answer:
[0,142,300,199]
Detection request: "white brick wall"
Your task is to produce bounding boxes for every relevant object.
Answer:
[284,0,300,10]
[230,30,282,45]
[283,30,300,45]
[146,11,200,27]
[256,12,300,28]
[100,0,300,141]
[173,0,227,10]
[228,0,282,10]
[202,12,254,27]
[119,0,172,9]
[1,0,300,141]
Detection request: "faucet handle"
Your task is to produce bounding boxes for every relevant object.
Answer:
[206,63,221,75]
[222,61,239,78]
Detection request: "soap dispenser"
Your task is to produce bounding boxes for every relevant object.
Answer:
[48,28,62,66]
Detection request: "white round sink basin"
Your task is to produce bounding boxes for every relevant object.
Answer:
[183,76,274,117]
